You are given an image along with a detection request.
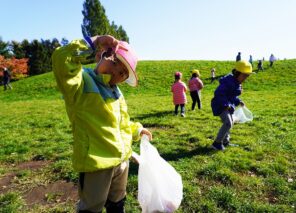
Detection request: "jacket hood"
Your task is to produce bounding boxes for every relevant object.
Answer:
[219,74,239,85]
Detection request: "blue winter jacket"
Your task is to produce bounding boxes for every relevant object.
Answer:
[211,74,242,116]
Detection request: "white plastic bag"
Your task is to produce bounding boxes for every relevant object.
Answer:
[135,135,183,213]
[233,106,253,123]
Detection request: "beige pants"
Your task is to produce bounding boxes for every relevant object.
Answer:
[77,161,129,212]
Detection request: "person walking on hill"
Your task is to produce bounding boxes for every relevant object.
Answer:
[211,61,253,151]
[257,60,264,71]
[269,54,276,67]
[52,35,152,213]
[2,67,12,90]
[211,67,216,83]
[188,69,204,111]
[236,52,241,61]
[249,55,253,67]
[171,72,187,117]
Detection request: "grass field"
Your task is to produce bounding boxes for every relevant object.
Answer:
[0,59,295,212]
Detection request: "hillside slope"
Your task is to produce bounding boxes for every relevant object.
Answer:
[0,59,295,212]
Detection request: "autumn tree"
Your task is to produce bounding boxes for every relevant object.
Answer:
[0,55,28,79]
[1,36,63,77]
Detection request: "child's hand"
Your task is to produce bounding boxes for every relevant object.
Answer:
[225,106,234,114]
[91,35,128,62]
[140,128,153,141]
[240,101,245,107]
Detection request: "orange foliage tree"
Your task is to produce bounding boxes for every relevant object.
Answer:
[0,55,28,79]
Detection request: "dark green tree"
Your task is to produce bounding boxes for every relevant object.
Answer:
[81,0,110,37]
[21,39,31,58]
[0,37,11,58]
[28,39,47,75]
[110,21,118,38]
[81,0,129,42]
[10,40,26,58]
[61,37,69,46]
[116,25,129,42]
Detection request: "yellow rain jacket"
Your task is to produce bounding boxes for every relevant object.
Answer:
[52,39,142,172]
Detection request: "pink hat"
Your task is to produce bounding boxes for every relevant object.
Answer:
[116,41,138,87]
[175,72,182,77]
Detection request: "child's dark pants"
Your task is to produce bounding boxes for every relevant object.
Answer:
[175,104,185,115]
[190,91,201,110]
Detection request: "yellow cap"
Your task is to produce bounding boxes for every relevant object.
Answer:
[192,69,200,76]
[235,60,253,74]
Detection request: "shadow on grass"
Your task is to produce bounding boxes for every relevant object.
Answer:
[129,145,215,176]
[133,110,173,120]
[204,74,226,83]
[161,146,215,161]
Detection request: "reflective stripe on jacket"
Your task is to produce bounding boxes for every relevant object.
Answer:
[52,39,142,172]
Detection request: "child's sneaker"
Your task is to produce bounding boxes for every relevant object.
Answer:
[223,139,239,147]
[212,141,225,151]
[223,139,230,147]
[181,113,185,117]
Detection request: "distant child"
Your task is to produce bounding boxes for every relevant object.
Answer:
[211,61,253,150]
[52,35,152,212]
[211,68,216,83]
[249,55,253,67]
[188,69,204,110]
[257,60,263,71]
[171,72,187,117]
[2,67,12,90]
[236,52,241,61]
[269,54,276,67]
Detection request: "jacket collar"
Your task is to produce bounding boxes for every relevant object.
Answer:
[82,68,122,100]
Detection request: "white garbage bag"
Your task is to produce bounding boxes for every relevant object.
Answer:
[135,135,183,213]
[233,106,253,123]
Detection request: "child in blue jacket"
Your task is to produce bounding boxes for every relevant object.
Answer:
[211,61,253,150]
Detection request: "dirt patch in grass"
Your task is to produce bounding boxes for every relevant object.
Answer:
[0,173,15,193]
[0,160,78,208]
[17,160,49,170]
[0,160,49,194]
[24,180,78,207]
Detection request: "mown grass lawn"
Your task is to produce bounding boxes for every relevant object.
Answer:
[0,60,295,212]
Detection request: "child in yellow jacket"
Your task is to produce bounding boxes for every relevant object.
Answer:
[52,35,152,213]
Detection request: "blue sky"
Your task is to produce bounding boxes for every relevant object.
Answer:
[1,0,295,60]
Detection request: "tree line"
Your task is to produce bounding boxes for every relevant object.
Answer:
[0,0,129,79]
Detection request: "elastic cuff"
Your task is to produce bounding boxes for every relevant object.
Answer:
[138,127,143,137]
[84,35,96,51]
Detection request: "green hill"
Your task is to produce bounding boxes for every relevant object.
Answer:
[0,60,295,212]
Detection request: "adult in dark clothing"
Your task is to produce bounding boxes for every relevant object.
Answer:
[269,54,276,67]
[3,67,12,90]
[257,60,264,71]
[236,52,241,61]
[249,55,253,66]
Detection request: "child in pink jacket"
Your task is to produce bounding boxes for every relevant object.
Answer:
[171,72,187,117]
[188,69,204,110]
